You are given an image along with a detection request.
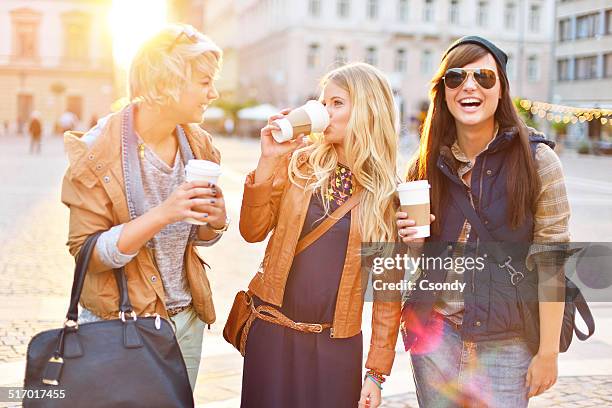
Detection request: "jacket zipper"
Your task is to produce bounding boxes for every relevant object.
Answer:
[471,154,487,294]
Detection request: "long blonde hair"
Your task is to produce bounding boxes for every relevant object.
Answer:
[289,62,399,243]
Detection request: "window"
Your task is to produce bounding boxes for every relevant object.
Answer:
[308,0,321,17]
[506,53,515,79]
[395,48,407,72]
[11,8,41,60]
[367,0,379,19]
[576,13,600,39]
[421,50,433,74]
[607,10,612,35]
[449,0,459,24]
[529,4,540,32]
[477,1,488,27]
[504,2,516,29]
[575,56,598,80]
[307,43,320,68]
[64,22,89,60]
[335,45,348,64]
[365,46,378,65]
[527,55,539,81]
[398,0,409,22]
[559,18,572,42]
[605,53,612,78]
[15,22,37,58]
[337,0,350,18]
[423,0,434,22]
[557,58,570,81]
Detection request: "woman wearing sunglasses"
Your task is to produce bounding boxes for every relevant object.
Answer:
[397,36,570,406]
[61,24,227,389]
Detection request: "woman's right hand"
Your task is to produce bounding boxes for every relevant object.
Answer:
[396,212,436,244]
[259,108,308,159]
[155,180,216,225]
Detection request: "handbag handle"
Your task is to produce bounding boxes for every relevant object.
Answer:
[66,232,134,323]
[448,184,512,262]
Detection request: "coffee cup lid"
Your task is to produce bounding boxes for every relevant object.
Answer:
[186,160,221,173]
[397,180,430,192]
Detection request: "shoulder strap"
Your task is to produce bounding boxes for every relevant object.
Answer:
[294,191,362,256]
[448,183,507,264]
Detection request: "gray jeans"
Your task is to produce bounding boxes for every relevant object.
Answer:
[410,314,533,407]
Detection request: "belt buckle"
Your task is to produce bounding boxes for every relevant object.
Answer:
[297,322,323,333]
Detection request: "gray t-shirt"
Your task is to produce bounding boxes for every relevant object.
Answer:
[79,141,204,323]
[140,142,192,310]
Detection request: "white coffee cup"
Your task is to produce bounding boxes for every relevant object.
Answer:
[271,100,330,143]
[397,180,431,238]
[184,160,221,225]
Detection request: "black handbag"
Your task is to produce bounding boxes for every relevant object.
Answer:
[448,183,595,354]
[23,233,194,407]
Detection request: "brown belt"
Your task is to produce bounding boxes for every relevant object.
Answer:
[167,302,192,317]
[239,302,332,354]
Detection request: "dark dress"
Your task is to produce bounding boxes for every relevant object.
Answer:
[241,164,362,408]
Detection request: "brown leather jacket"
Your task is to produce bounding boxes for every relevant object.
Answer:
[239,154,401,375]
[61,109,219,323]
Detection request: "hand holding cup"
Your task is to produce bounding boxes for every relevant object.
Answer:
[396,180,434,243]
[260,108,310,159]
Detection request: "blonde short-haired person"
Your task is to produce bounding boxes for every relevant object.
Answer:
[61,24,228,389]
[238,62,401,408]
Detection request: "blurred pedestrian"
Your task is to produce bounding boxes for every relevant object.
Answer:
[58,111,77,134]
[89,114,98,130]
[223,117,234,135]
[28,112,42,154]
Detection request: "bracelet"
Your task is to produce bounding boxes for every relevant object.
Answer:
[365,374,383,390]
[365,369,386,384]
[364,369,385,390]
[207,216,231,234]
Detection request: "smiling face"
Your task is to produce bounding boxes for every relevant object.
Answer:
[170,70,219,124]
[320,80,352,145]
[444,53,501,130]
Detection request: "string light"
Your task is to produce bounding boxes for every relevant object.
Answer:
[518,99,612,126]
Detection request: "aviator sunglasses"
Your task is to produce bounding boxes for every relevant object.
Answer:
[442,68,497,90]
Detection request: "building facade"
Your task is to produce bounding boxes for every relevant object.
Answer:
[0,0,115,135]
[553,0,612,141]
[206,0,555,131]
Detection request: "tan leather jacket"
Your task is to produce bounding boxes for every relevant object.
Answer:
[61,108,219,323]
[239,154,401,375]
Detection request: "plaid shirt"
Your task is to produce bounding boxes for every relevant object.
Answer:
[434,136,571,323]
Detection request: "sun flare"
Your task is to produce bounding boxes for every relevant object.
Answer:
[109,0,168,69]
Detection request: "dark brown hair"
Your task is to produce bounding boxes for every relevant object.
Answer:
[407,44,541,235]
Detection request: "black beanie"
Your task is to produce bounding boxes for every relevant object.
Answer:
[442,36,508,75]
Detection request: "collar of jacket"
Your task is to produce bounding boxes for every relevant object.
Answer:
[64,105,217,225]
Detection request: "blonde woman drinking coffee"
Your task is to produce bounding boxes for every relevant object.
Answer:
[238,63,401,408]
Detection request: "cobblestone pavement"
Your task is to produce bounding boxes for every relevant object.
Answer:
[1,133,612,407]
[0,320,59,363]
[382,376,612,407]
